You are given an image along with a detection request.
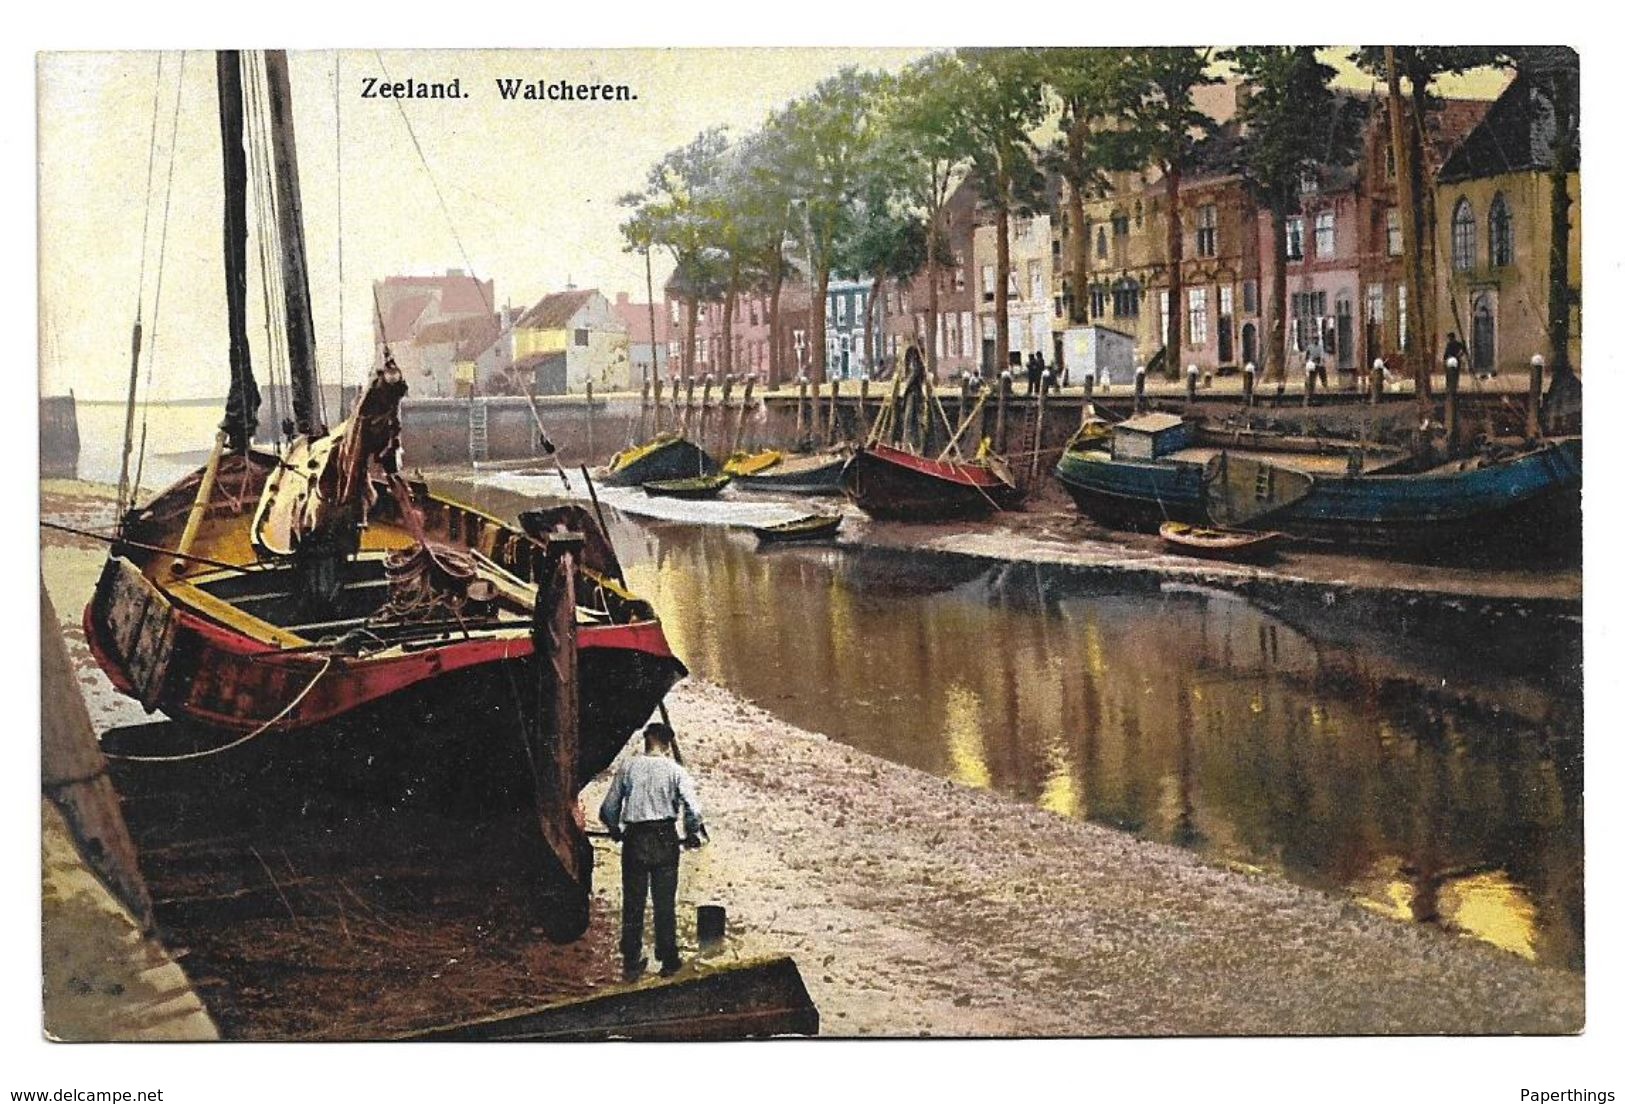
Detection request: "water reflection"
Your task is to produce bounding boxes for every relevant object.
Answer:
[466,485,1585,970]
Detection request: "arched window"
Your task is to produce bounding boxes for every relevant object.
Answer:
[1095,226,1108,260]
[1451,198,1477,272]
[1489,193,1514,267]
[1112,277,1140,319]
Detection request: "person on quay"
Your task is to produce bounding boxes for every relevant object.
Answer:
[599,722,708,981]
[1444,331,1472,379]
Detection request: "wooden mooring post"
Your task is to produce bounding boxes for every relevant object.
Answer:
[857,376,871,440]
[652,375,664,433]
[1444,356,1461,456]
[530,532,590,942]
[1133,366,1147,413]
[795,376,808,438]
[1527,355,1545,438]
[810,377,823,441]
[1242,363,1255,408]
[1029,371,1051,484]
[1370,360,1384,405]
[585,381,595,459]
[1185,364,1199,405]
[995,371,1011,453]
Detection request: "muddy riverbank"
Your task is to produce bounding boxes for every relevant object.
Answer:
[39,481,1582,1035]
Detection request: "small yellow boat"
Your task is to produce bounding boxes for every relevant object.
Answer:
[723,449,784,477]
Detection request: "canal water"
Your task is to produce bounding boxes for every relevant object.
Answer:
[460,480,1584,972]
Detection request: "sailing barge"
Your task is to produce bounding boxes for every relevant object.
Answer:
[84,49,685,940]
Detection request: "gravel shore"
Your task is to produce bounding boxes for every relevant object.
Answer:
[41,481,1583,1036]
[611,678,1582,1036]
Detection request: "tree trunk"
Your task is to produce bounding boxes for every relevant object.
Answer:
[1164,161,1184,379]
[768,262,784,387]
[1385,50,1426,403]
[1548,67,1576,380]
[811,263,830,384]
[720,273,737,378]
[995,168,1011,384]
[1269,211,1288,382]
[926,207,941,380]
[1404,65,1435,402]
[643,248,659,386]
[683,293,698,384]
[1068,115,1090,325]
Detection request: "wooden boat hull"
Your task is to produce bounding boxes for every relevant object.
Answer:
[643,475,731,500]
[840,445,1019,520]
[733,452,847,496]
[83,451,687,938]
[601,436,718,486]
[1266,438,1582,551]
[1159,521,1285,562]
[752,514,843,543]
[1054,447,1207,531]
[1059,437,1582,555]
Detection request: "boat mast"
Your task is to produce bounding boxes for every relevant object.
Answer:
[217,50,260,454]
[263,50,322,438]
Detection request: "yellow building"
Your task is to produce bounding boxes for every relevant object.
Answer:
[1434,65,1580,376]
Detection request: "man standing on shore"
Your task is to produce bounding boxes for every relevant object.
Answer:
[598,722,707,981]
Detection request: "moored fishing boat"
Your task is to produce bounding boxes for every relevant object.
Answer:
[839,347,1018,520]
[643,474,732,500]
[82,49,686,940]
[1055,413,1582,554]
[722,448,783,477]
[733,448,849,496]
[751,513,843,544]
[841,443,1019,520]
[602,432,718,486]
[1159,520,1286,561]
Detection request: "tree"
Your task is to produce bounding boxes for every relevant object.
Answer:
[1352,47,1506,398]
[836,180,936,374]
[1223,47,1360,382]
[1110,48,1218,379]
[1037,48,1135,328]
[618,127,731,381]
[959,48,1048,383]
[729,120,801,385]
[883,52,977,378]
[779,68,886,383]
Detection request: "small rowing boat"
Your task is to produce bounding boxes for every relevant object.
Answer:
[1159,521,1286,561]
[751,513,843,544]
[643,474,732,500]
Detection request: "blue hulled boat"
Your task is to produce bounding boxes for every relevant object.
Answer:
[1054,414,1581,555]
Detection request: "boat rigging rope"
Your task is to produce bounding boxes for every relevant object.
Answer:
[115,53,168,527]
[130,50,189,509]
[103,656,335,763]
[334,51,347,419]
[245,51,292,445]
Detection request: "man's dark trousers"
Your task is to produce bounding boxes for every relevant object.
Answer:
[621,820,680,966]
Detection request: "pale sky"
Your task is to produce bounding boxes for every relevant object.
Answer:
[38,48,1511,401]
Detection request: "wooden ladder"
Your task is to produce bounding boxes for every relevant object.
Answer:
[468,399,489,463]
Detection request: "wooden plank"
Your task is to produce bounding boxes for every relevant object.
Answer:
[400,955,819,1041]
